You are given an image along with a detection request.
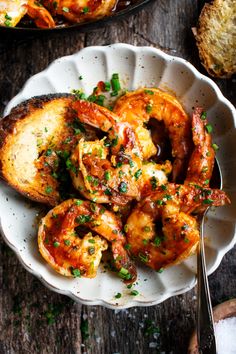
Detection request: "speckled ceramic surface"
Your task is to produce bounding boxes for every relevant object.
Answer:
[1,44,236,309]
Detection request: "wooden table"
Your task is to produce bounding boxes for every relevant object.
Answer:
[0,1,235,353]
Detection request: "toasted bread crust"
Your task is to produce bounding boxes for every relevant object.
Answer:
[0,94,77,206]
[195,0,236,78]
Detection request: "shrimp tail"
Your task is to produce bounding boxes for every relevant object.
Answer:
[27,0,55,28]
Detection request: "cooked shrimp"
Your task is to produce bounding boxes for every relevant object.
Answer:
[113,88,192,181]
[0,0,28,27]
[70,138,171,204]
[38,199,137,281]
[72,100,145,204]
[125,183,230,271]
[27,0,55,28]
[56,0,116,23]
[185,107,215,187]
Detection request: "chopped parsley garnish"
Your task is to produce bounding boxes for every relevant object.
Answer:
[130,290,139,296]
[82,7,89,14]
[119,182,128,193]
[71,268,81,277]
[53,241,60,248]
[104,188,112,196]
[146,104,153,113]
[115,293,122,299]
[134,169,142,180]
[201,111,207,120]
[124,243,131,250]
[64,240,71,246]
[144,89,154,95]
[75,215,91,224]
[139,253,148,263]
[203,198,214,204]
[75,200,83,206]
[153,236,162,247]
[111,73,121,92]
[88,247,95,255]
[205,124,213,134]
[212,143,219,151]
[150,176,157,190]
[118,267,131,280]
[45,186,53,194]
[104,171,111,181]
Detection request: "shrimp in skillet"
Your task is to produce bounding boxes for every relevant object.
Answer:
[56,0,116,23]
[27,0,55,28]
[113,88,192,181]
[38,199,137,281]
[0,0,28,27]
[125,107,230,271]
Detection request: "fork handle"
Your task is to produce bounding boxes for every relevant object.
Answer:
[197,214,217,354]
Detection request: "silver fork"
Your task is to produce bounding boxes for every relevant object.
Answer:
[197,159,222,354]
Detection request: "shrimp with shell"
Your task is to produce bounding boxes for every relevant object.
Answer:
[125,107,230,271]
[38,199,137,281]
[71,99,172,204]
[113,88,192,181]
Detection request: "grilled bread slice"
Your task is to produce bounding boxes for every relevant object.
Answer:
[0,94,96,206]
[195,0,236,78]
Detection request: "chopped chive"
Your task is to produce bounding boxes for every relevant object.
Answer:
[115,293,122,299]
[157,268,164,273]
[88,246,95,255]
[139,253,148,263]
[146,104,153,113]
[82,6,89,13]
[104,82,111,91]
[71,268,81,277]
[75,200,83,206]
[134,169,142,180]
[212,143,219,151]
[53,241,60,248]
[111,73,121,92]
[205,124,213,133]
[64,240,71,246]
[130,290,139,296]
[119,182,127,193]
[124,243,131,250]
[104,171,111,181]
[62,6,69,12]
[203,198,214,204]
[45,186,53,194]
[144,89,154,95]
[201,111,207,120]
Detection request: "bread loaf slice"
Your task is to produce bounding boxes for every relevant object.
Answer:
[0,94,79,206]
[195,0,236,78]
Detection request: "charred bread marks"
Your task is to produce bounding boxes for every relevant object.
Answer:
[0,94,75,205]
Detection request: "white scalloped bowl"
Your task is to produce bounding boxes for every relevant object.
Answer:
[1,44,236,309]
